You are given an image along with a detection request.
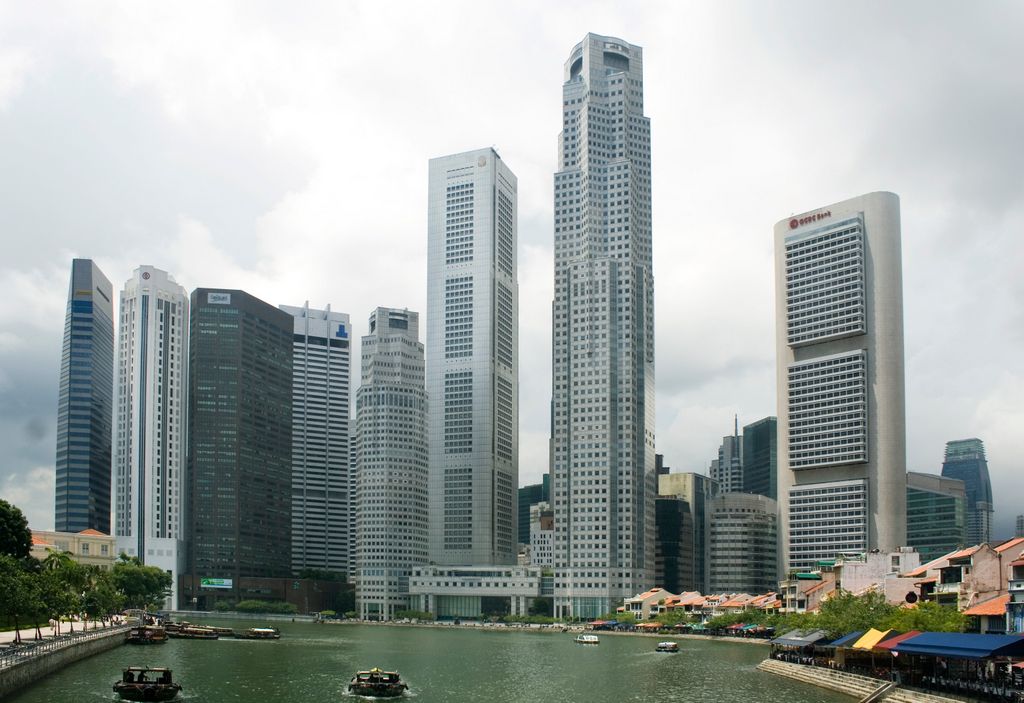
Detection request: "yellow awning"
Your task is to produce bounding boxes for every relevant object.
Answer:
[852,628,893,650]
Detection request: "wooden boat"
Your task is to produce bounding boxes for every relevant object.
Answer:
[166,625,219,640]
[347,668,408,697]
[656,641,679,652]
[125,626,168,645]
[113,667,182,701]
[233,627,281,640]
[575,634,600,645]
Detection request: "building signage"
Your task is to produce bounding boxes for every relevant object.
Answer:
[207,292,232,305]
[789,210,832,230]
[200,577,233,589]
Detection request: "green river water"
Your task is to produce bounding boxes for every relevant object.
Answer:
[9,619,852,703]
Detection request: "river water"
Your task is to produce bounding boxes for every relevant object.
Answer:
[9,619,851,703]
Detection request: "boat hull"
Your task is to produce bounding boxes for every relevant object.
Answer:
[347,683,408,698]
[113,683,181,701]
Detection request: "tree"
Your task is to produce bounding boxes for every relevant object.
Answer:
[0,499,32,561]
[81,569,124,626]
[815,590,898,638]
[0,555,40,643]
[111,555,172,609]
[529,598,552,617]
[882,600,966,633]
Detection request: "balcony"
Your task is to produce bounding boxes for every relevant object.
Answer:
[936,582,962,595]
[1010,579,1024,594]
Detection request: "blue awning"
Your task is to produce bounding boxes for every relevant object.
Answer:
[892,633,1024,660]
[824,630,865,648]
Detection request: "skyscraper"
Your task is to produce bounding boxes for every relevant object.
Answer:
[355,308,428,621]
[518,476,550,547]
[742,416,777,500]
[940,438,993,545]
[775,192,907,572]
[55,259,114,534]
[906,471,967,561]
[655,496,694,594]
[427,148,519,567]
[710,418,742,494]
[550,33,655,619]
[113,266,188,608]
[185,289,292,608]
[658,472,717,594]
[281,303,352,576]
[708,493,777,595]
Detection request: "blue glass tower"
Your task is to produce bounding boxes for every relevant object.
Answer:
[940,438,993,545]
[55,259,114,534]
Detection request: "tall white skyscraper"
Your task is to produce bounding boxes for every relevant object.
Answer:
[710,418,743,494]
[551,34,656,619]
[775,191,906,572]
[427,148,519,566]
[355,308,428,620]
[113,266,188,608]
[280,303,352,576]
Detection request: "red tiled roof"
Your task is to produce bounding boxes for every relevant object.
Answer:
[947,545,982,561]
[31,535,53,546]
[1009,559,1024,568]
[914,576,937,585]
[963,594,1010,617]
[77,528,108,536]
[994,537,1024,553]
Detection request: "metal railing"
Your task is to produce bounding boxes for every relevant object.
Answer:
[0,624,131,670]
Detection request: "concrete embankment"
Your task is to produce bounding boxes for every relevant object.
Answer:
[0,626,128,699]
[757,658,963,702]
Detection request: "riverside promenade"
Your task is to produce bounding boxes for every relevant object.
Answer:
[0,621,130,698]
[758,658,967,702]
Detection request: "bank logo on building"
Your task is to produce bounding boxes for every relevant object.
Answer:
[208,292,232,305]
[336,323,348,339]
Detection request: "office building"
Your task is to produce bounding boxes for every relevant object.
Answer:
[529,502,554,568]
[55,259,114,534]
[281,303,353,576]
[184,289,292,608]
[113,266,188,608]
[708,493,778,595]
[658,472,717,594]
[775,192,907,571]
[906,471,967,562]
[551,33,655,619]
[655,496,694,594]
[940,438,993,545]
[655,454,671,476]
[427,148,519,567]
[518,476,550,546]
[355,308,428,621]
[742,417,777,500]
[1017,515,1024,538]
[710,419,743,494]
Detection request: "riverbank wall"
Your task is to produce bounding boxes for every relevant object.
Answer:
[0,626,128,699]
[757,658,964,702]
[163,610,316,623]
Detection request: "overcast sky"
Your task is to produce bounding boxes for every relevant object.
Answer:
[1,1,1021,539]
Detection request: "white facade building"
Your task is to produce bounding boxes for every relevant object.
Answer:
[529,502,554,568]
[710,419,743,494]
[775,191,907,571]
[551,34,656,619]
[427,148,519,566]
[113,266,188,608]
[280,303,352,576]
[408,565,544,618]
[355,308,429,620]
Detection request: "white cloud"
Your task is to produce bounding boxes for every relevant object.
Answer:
[3,467,55,531]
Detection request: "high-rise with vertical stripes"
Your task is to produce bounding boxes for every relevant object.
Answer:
[55,259,114,534]
[427,148,519,567]
[113,266,188,608]
[551,34,655,619]
[281,303,352,576]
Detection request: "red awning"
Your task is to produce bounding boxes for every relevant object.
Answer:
[875,631,922,651]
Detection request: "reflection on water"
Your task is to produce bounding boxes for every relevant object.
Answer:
[8,620,852,703]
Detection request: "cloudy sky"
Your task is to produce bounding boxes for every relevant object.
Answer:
[1,1,1021,538]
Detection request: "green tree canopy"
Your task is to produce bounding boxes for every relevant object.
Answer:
[0,499,32,560]
[111,555,172,609]
[882,600,966,633]
[0,554,41,642]
[816,590,898,638]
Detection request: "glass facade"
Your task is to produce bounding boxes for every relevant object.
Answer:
[906,471,967,562]
[655,496,694,594]
[940,438,993,545]
[742,416,777,500]
[55,259,114,534]
[186,289,293,605]
[517,477,550,546]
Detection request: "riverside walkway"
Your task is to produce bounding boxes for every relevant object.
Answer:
[0,622,130,697]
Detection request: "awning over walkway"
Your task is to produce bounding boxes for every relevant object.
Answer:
[824,630,864,648]
[874,630,922,651]
[892,633,1024,660]
[770,629,828,647]
[852,628,894,650]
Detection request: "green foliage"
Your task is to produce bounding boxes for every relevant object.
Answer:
[111,554,172,609]
[0,555,40,642]
[234,599,298,614]
[393,610,435,621]
[816,590,897,638]
[81,569,124,623]
[654,609,695,627]
[0,500,32,561]
[502,614,560,624]
[318,610,337,618]
[596,611,636,623]
[881,600,966,633]
[213,601,236,612]
[297,568,346,582]
[344,610,358,619]
[529,598,552,617]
